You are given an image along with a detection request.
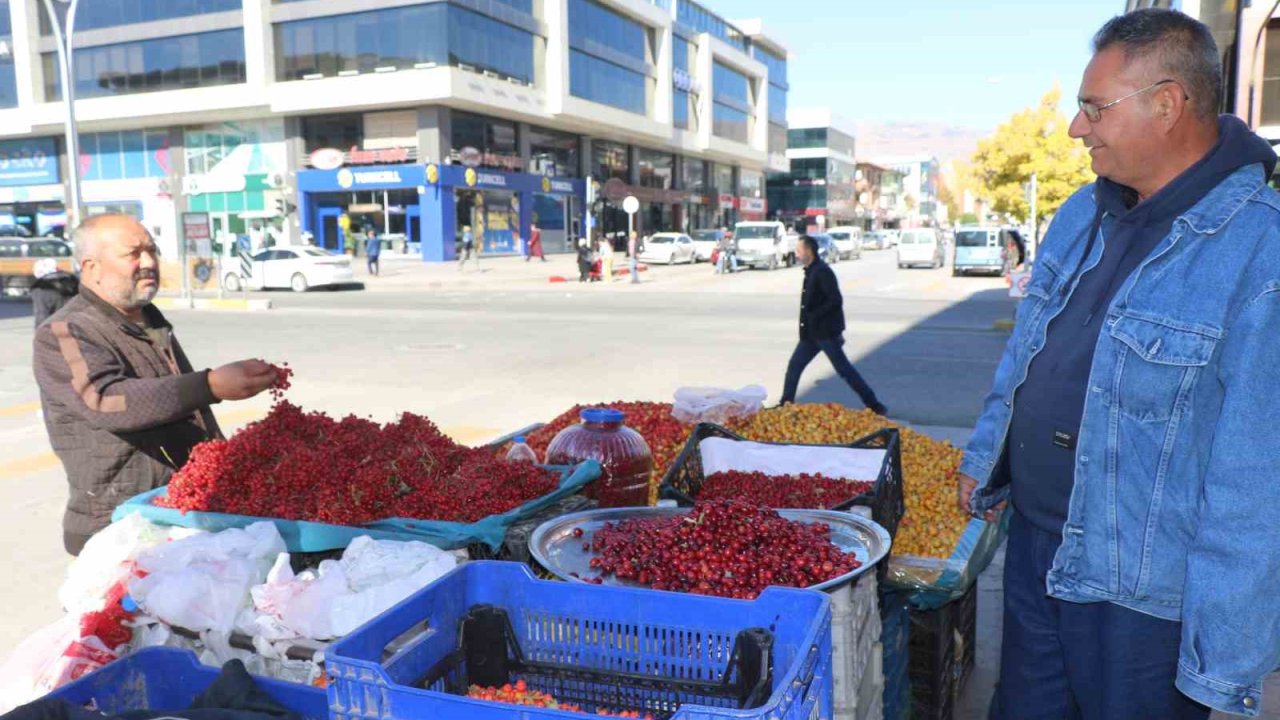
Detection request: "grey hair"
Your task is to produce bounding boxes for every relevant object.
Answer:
[1093,8,1221,121]
[70,213,134,264]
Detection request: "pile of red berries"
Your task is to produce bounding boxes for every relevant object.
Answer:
[586,499,859,599]
[467,680,654,718]
[696,470,873,509]
[158,401,558,525]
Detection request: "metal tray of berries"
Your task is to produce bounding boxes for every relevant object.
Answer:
[529,506,892,593]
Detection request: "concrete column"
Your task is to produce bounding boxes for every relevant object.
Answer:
[652,23,673,128]
[283,116,306,244]
[243,0,273,90]
[417,106,451,165]
[10,0,37,109]
[544,0,568,115]
[695,34,713,150]
[517,121,533,170]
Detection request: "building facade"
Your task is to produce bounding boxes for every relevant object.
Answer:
[878,155,941,228]
[0,0,787,264]
[766,107,904,231]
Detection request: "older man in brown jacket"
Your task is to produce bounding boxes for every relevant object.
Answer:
[33,215,278,555]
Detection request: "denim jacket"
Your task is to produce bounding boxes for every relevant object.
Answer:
[961,164,1280,716]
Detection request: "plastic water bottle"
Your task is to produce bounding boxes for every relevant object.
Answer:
[506,436,538,464]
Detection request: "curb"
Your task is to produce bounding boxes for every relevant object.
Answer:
[992,319,1015,332]
[153,297,273,312]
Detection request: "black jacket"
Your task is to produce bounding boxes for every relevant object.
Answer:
[799,259,845,340]
[30,272,79,327]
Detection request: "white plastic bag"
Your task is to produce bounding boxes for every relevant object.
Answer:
[0,616,118,712]
[128,522,285,633]
[699,437,885,483]
[59,513,195,616]
[672,386,768,426]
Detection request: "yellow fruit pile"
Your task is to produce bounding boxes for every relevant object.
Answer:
[729,404,969,558]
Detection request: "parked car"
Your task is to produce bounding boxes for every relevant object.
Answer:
[0,238,74,296]
[690,229,722,262]
[953,225,1019,276]
[223,246,356,292]
[827,227,863,260]
[638,233,696,265]
[864,230,893,250]
[732,221,797,270]
[813,234,841,264]
[896,229,945,269]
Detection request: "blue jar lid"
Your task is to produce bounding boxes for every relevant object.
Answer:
[514,435,526,444]
[581,408,625,424]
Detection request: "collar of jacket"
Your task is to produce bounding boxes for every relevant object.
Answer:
[1090,163,1269,235]
[78,286,172,340]
[803,259,824,275]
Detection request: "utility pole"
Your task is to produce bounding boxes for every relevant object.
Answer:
[41,0,83,229]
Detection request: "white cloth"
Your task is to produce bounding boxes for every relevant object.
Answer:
[699,437,885,482]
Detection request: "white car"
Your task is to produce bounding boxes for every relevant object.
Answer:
[896,229,945,269]
[638,233,696,264]
[223,246,356,292]
[690,229,723,262]
[827,226,863,260]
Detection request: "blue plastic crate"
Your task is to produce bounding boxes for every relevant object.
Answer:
[879,590,911,720]
[327,561,833,720]
[46,647,329,720]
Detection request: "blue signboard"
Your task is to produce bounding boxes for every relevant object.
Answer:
[0,138,60,187]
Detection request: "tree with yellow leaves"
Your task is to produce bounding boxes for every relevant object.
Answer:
[971,85,1094,225]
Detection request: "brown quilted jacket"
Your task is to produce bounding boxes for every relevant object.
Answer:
[33,288,222,551]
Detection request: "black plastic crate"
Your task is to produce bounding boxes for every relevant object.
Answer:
[658,423,904,551]
[421,604,776,719]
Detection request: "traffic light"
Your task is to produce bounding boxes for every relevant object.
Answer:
[274,198,287,216]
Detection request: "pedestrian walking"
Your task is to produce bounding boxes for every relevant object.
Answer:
[528,222,546,262]
[576,237,592,283]
[779,235,886,415]
[363,229,381,277]
[627,231,641,284]
[458,226,478,271]
[959,10,1280,719]
[598,235,614,283]
[30,258,79,327]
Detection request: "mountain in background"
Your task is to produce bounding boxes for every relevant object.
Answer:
[852,122,989,164]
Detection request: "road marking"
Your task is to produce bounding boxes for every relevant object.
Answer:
[925,280,946,294]
[0,401,40,418]
[0,450,59,479]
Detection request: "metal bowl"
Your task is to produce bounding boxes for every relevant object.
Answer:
[529,506,892,592]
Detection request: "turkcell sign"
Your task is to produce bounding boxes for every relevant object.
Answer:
[336,168,403,188]
[476,172,507,187]
[549,179,574,194]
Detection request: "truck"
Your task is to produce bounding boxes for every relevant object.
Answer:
[732,221,796,270]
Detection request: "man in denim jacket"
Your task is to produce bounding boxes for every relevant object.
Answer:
[958,9,1280,719]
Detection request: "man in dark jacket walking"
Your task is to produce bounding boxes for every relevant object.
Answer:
[33,214,279,555]
[779,235,887,414]
[30,258,79,327]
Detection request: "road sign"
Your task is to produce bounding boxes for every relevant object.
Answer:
[622,195,639,215]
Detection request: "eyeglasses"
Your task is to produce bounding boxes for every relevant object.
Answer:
[1077,79,1177,123]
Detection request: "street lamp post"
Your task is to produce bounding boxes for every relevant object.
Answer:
[41,0,82,230]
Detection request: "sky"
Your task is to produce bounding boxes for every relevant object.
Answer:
[727,0,1128,132]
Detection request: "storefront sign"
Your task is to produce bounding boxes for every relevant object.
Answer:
[0,138,59,188]
[740,197,766,213]
[548,179,575,194]
[183,174,247,195]
[182,212,211,243]
[309,148,345,171]
[719,193,737,210]
[451,147,522,172]
[458,147,482,168]
[475,172,508,188]
[337,168,404,189]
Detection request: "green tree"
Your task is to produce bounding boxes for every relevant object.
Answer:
[959,212,980,225]
[971,86,1093,225]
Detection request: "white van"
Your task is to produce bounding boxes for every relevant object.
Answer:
[895,229,944,269]
[732,221,797,270]
[827,226,864,260]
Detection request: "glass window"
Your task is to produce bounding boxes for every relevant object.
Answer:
[681,158,705,192]
[1264,21,1280,126]
[568,0,646,64]
[676,0,746,51]
[768,123,787,155]
[673,89,691,130]
[637,148,673,189]
[43,29,245,100]
[712,163,734,193]
[81,130,169,180]
[739,170,763,198]
[451,111,521,171]
[569,50,645,114]
[752,46,786,87]
[787,127,828,149]
[39,0,239,34]
[275,5,531,83]
[302,114,362,153]
[528,125,580,177]
[713,104,748,143]
[592,140,629,181]
[713,62,749,106]
[673,36,690,73]
[768,86,786,126]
